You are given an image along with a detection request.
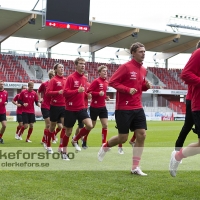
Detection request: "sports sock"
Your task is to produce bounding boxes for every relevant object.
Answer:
[130,132,136,142]
[175,148,186,161]
[16,125,21,134]
[47,130,53,147]
[51,131,56,141]
[73,127,90,142]
[62,134,69,153]
[102,141,110,152]
[118,144,122,147]
[132,156,141,170]
[42,129,48,143]
[59,128,65,147]
[55,127,61,136]
[26,128,33,140]
[102,128,107,144]
[18,126,25,136]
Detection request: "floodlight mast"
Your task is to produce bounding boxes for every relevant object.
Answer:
[166,15,200,32]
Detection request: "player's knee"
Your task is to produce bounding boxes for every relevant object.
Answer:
[102,124,108,129]
[2,124,6,129]
[57,124,63,129]
[85,124,93,130]
[24,124,28,129]
[119,136,128,144]
[137,132,146,141]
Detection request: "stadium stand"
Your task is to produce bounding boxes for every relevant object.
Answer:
[0,54,188,91]
[147,67,187,90]
[169,101,186,114]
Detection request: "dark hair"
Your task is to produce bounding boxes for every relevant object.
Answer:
[196,40,200,49]
[21,85,27,89]
[74,57,85,66]
[53,63,63,75]
[130,42,145,54]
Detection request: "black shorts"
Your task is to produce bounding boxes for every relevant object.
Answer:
[192,111,200,138]
[115,109,147,133]
[22,112,36,124]
[17,114,23,123]
[89,106,108,121]
[64,109,90,128]
[50,105,65,122]
[0,114,6,122]
[41,108,50,119]
[77,118,84,128]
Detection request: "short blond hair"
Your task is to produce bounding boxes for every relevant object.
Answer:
[97,65,107,73]
[48,69,55,79]
[28,81,34,87]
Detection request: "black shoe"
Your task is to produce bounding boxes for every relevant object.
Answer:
[82,141,88,149]
[0,138,4,144]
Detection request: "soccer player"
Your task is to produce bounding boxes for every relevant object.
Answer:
[62,57,93,160]
[17,81,41,142]
[0,80,8,144]
[38,70,65,148]
[37,70,54,146]
[46,63,66,154]
[82,65,109,148]
[97,42,152,176]
[169,44,200,177]
[173,41,200,152]
[72,71,91,148]
[174,85,194,151]
[12,85,27,140]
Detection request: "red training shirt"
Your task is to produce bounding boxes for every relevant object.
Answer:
[19,89,38,114]
[64,71,87,111]
[13,93,23,114]
[87,77,108,108]
[46,75,66,107]
[0,90,8,114]
[181,49,200,111]
[38,81,51,110]
[109,59,148,110]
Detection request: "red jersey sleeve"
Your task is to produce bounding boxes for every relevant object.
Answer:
[87,80,100,96]
[63,76,78,97]
[181,49,200,86]
[109,64,130,93]
[38,83,45,94]
[46,79,59,96]
[142,79,148,91]
[13,94,18,102]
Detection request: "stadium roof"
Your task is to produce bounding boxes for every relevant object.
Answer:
[0,7,200,60]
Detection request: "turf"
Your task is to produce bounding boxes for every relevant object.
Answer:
[0,121,199,200]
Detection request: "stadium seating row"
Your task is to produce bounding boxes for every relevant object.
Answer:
[0,54,188,90]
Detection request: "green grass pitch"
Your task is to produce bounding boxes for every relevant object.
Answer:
[0,120,199,200]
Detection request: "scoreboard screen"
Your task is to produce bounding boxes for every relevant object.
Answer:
[46,0,90,31]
